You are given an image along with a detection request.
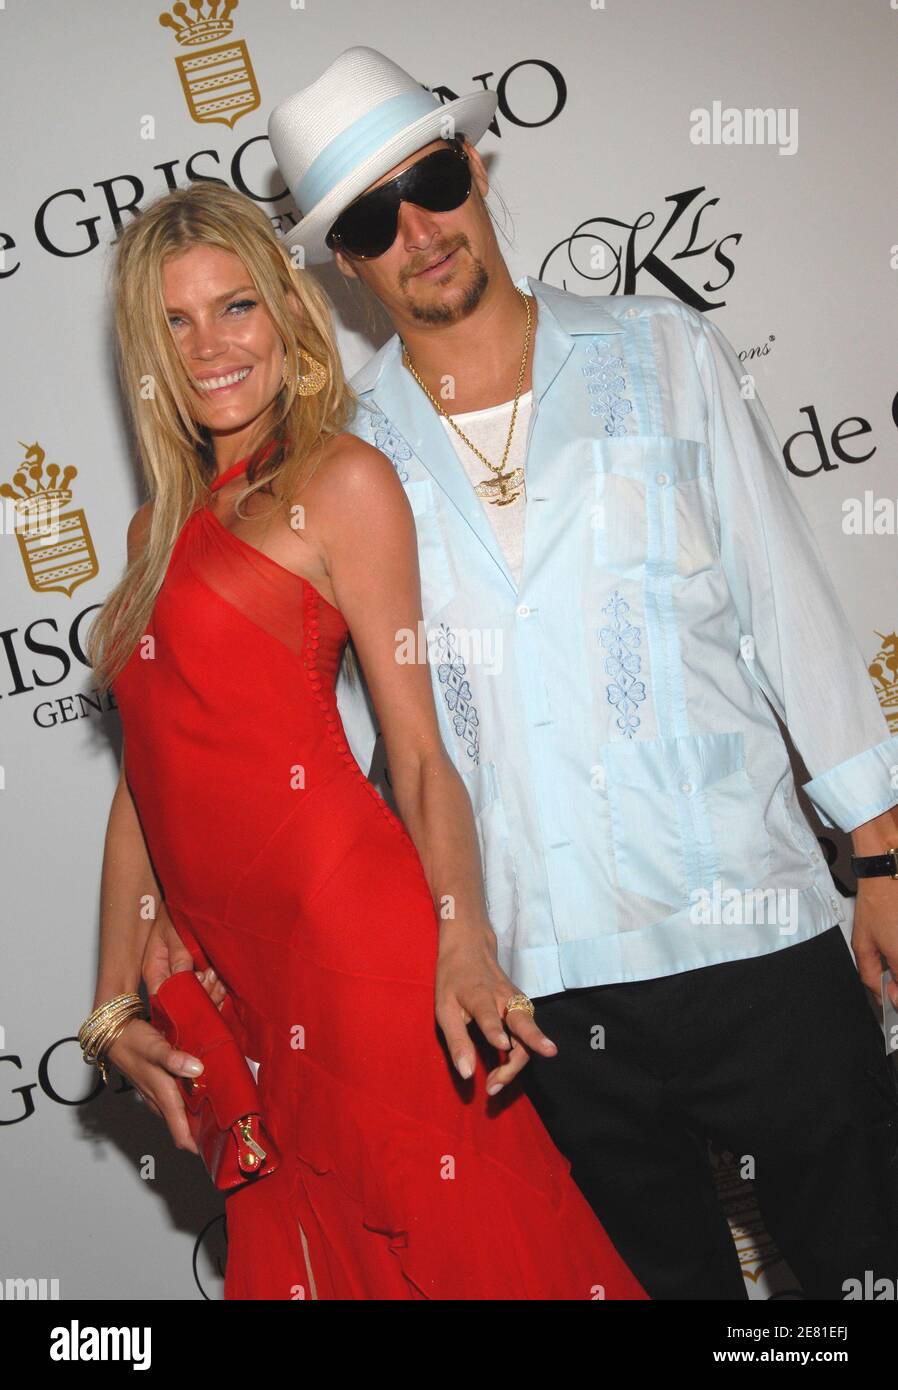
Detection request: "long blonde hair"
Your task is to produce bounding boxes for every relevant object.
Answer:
[88,182,359,692]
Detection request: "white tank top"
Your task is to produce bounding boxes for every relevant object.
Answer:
[439,390,531,585]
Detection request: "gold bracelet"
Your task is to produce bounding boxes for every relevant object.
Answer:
[79,992,142,1048]
[80,1009,143,1076]
[79,993,145,1084]
[82,1008,144,1084]
[79,995,143,1056]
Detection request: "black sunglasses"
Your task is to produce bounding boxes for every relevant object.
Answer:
[326,139,472,260]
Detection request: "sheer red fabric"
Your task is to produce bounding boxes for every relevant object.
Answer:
[113,453,648,1301]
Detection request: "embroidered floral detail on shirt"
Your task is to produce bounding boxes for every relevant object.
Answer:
[359,404,413,482]
[433,623,480,763]
[582,338,634,437]
[598,591,646,737]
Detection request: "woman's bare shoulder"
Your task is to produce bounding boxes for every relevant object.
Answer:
[302,431,408,507]
[319,429,400,474]
[292,432,413,565]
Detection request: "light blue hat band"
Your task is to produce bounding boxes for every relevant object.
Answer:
[295,88,442,212]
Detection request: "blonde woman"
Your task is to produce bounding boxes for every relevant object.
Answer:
[84,183,646,1301]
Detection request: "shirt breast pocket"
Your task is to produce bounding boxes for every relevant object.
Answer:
[601,729,773,909]
[591,436,720,579]
[405,477,457,616]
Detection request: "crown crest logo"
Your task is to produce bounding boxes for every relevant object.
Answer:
[1,441,77,519]
[2,442,98,597]
[158,0,259,129]
[158,0,238,46]
[870,631,898,734]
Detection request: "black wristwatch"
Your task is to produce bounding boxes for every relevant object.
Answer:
[850,848,898,879]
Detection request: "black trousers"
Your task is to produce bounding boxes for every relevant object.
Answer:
[521,927,898,1299]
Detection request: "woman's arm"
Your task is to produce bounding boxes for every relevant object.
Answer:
[94,503,167,1005]
[88,504,212,1151]
[304,439,558,1090]
[93,756,202,1151]
[93,749,163,1008]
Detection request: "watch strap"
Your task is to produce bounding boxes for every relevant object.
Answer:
[851,847,898,879]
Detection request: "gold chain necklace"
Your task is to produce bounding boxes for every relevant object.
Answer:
[401,287,532,507]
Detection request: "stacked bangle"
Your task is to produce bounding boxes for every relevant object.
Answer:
[79,992,145,1084]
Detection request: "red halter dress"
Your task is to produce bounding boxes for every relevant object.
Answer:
[112,449,648,1301]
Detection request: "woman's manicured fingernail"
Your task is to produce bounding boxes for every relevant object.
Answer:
[456,1056,473,1079]
[486,1082,504,1096]
[182,1060,203,1076]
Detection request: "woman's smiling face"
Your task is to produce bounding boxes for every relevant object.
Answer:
[162,244,285,461]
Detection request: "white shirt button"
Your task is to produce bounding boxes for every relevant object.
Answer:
[656,472,669,486]
[516,604,531,617]
[680,781,693,795]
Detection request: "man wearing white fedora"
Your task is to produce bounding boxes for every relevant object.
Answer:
[267,45,898,1299]
[259,43,898,1301]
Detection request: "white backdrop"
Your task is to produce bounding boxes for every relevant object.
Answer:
[1,0,896,1300]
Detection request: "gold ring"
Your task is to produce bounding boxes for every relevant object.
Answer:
[504,993,535,1020]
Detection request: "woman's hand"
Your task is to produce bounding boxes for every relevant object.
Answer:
[435,921,558,1096]
[142,904,227,1008]
[106,905,230,1158]
[104,1017,204,1155]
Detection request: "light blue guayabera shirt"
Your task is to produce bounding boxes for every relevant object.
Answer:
[335,274,898,998]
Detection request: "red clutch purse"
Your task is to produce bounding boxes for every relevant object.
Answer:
[149,969,281,1191]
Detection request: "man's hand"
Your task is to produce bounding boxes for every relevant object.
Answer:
[434,920,557,1096]
[849,805,898,1006]
[852,875,898,1007]
[142,904,227,1007]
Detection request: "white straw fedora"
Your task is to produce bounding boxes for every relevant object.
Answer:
[267,46,498,265]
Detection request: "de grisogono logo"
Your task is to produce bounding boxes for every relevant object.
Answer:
[158,0,261,129]
[2,442,98,598]
[1,441,107,728]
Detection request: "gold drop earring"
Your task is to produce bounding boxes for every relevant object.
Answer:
[282,347,328,397]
